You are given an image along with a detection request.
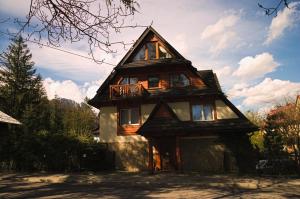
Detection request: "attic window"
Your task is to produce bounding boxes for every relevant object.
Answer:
[158,45,171,59]
[132,42,172,61]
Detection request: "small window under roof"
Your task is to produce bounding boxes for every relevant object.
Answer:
[132,42,172,61]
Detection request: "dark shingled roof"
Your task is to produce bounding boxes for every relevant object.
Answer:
[138,101,258,137]
[120,59,191,69]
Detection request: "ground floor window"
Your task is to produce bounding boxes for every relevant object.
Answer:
[120,108,139,125]
[192,104,214,121]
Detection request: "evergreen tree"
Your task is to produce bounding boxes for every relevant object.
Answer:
[264,113,285,160]
[0,36,46,124]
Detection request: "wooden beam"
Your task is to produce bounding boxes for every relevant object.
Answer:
[148,139,154,174]
[175,136,182,172]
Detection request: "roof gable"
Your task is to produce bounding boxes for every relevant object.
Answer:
[117,26,186,67]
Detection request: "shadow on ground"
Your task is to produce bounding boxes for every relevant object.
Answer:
[1,172,300,198]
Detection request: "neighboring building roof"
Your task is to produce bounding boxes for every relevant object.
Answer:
[0,111,21,125]
[138,101,258,137]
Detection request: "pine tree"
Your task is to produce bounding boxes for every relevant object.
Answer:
[0,36,45,121]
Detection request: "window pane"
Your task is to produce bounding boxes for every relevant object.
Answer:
[129,77,138,84]
[120,77,129,85]
[148,76,159,88]
[192,105,202,121]
[147,42,156,59]
[120,109,129,125]
[180,74,190,87]
[158,45,172,59]
[133,45,145,61]
[130,108,139,124]
[170,74,179,87]
[170,74,190,87]
[203,105,213,120]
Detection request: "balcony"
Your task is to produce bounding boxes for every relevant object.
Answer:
[110,84,147,100]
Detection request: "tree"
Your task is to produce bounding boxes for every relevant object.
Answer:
[268,102,300,171]
[245,110,265,152]
[0,36,46,122]
[263,111,285,160]
[2,0,144,59]
[0,36,49,170]
[258,0,292,16]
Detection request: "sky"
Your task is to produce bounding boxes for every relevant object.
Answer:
[0,0,300,114]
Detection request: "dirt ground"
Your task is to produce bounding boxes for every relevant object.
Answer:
[1,172,300,199]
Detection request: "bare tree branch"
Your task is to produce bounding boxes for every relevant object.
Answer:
[1,0,148,61]
[258,0,290,17]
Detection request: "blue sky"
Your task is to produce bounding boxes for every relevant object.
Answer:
[0,0,300,113]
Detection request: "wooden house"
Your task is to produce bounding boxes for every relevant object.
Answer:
[89,27,258,172]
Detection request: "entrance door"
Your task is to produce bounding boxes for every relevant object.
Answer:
[153,138,176,171]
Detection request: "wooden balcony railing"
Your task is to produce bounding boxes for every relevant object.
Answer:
[110,84,146,99]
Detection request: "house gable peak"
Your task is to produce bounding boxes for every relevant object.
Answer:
[117,26,186,68]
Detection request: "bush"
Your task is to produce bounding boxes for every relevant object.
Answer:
[0,130,114,172]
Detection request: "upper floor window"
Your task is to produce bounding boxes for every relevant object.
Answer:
[148,76,160,88]
[170,73,190,87]
[192,104,214,121]
[120,108,139,125]
[158,44,172,59]
[120,77,138,85]
[132,42,172,61]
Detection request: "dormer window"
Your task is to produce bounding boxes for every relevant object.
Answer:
[133,42,172,61]
[170,73,190,87]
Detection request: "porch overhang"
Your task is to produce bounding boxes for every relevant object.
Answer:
[138,118,259,137]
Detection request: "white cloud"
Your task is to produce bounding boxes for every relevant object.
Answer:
[233,52,279,79]
[172,33,188,55]
[228,78,300,109]
[265,2,299,44]
[201,14,240,54]
[42,78,101,103]
[29,42,116,82]
[0,0,31,17]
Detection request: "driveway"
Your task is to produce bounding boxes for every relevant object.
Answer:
[0,172,300,198]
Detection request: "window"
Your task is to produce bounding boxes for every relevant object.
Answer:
[148,76,159,88]
[120,77,138,85]
[158,44,171,59]
[133,45,145,61]
[170,73,190,87]
[192,104,214,121]
[120,108,139,125]
[132,42,173,61]
[146,42,156,59]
